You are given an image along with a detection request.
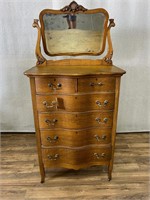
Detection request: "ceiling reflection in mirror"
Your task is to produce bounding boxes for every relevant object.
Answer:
[42,12,107,55]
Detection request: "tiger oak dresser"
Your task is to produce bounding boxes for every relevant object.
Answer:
[24,1,126,183]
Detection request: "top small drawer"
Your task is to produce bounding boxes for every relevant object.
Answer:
[35,77,76,94]
[78,77,116,93]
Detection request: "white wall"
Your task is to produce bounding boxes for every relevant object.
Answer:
[0,0,149,132]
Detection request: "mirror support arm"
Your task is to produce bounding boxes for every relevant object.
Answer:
[103,19,115,65]
[32,19,46,65]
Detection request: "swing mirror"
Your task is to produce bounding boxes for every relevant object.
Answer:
[39,2,109,56]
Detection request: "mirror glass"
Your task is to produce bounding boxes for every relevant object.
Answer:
[42,13,106,55]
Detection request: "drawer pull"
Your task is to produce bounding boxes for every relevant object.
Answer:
[94,135,107,141]
[57,83,62,88]
[96,100,109,107]
[94,153,105,159]
[102,135,107,140]
[47,154,59,161]
[48,83,62,90]
[95,117,108,124]
[47,136,59,143]
[43,100,58,109]
[90,82,103,87]
[45,119,58,126]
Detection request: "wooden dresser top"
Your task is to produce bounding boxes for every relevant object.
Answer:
[24,65,126,77]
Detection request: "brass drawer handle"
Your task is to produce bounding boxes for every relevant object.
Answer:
[94,135,107,141]
[47,154,59,161]
[45,119,58,126]
[90,82,103,87]
[47,135,59,143]
[94,153,105,159]
[48,83,62,90]
[96,100,109,107]
[95,117,108,124]
[43,99,58,109]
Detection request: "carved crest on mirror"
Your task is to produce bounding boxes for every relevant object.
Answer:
[61,1,87,13]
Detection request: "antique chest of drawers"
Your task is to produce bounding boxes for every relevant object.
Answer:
[24,64,125,183]
[24,1,126,182]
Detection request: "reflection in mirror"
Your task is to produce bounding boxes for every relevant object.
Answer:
[43,13,106,55]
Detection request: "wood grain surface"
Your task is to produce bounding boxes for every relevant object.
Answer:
[38,111,113,129]
[36,93,115,112]
[40,128,112,147]
[24,64,126,77]
[78,77,115,92]
[35,77,76,94]
[1,133,149,200]
[42,146,111,169]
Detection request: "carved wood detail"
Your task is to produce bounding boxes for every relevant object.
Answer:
[108,19,115,30]
[61,1,87,13]
[103,19,115,65]
[32,19,46,65]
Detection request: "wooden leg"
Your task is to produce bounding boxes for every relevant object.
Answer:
[108,163,112,181]
[39,164,45,183]
[40,171,45,183]
[30,78,46,183]
[41,176,45,183]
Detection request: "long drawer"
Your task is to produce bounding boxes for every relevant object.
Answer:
[42,146,111,169]
[38,111,113,129]
[36,93,115,112]
[41,128,111,147]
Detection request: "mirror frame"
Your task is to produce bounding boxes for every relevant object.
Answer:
[39,7,109,56]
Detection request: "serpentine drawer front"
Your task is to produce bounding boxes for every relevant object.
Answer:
[24,65,125,183]
[38,111,113,129]
[40,129,111,147]
[36,93,115,112]
[42,146,112,169]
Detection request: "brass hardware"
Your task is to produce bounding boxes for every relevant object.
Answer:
[48,83,62,90]
[94,135,100,141]
[47,135,59,143]
[95,117,108,124]
[94,134,107,141]
[43,100,58,109]
[96,100,109,107]
[96,100,102,107]
[57,83,62,88]
[48,83,53,88]
[95,117,101,123]
[94,153,106,159]
[47,154,59,161]
[101,135,107,140]
[104,100,108,106]
[90,82,103,87]
[45,119,58,126]
[103,118,108,123]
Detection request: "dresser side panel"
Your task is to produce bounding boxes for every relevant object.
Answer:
[29,77,45,182]
[108,76,121,179]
